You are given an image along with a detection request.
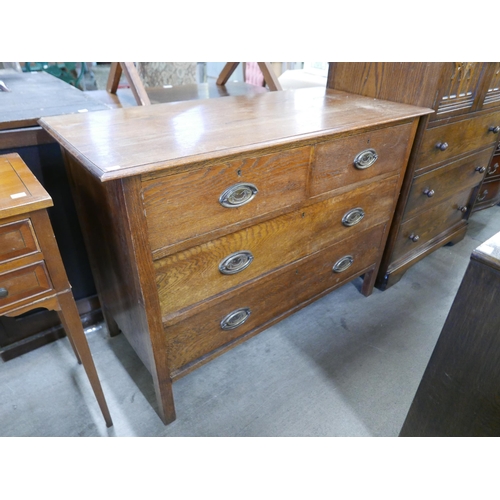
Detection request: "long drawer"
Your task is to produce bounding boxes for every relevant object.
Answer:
[404,148,494,221]
[391,190,473,264]
[155,176,399,316]
[310,121,413,196]
[0,262,52,311]
[164,223,386,372]
[142,146,311,255]
[416,110,500,170]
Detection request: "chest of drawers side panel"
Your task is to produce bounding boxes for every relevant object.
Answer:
[61,153,154,368]
[63,152,176,424]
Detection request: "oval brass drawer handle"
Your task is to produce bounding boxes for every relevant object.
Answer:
[477,190,489,202]
[409,233,420,242]
[220,308,252,330]
[488,163,499,175]
[0,287,8,299]
[353,149,378,169]
[332,255,354,273]
[475,166,486,174]
[436,142,448,151]
[219,183,258,208]
[423,188,435,197]
[342,207,365,227]
[219,251,254,275]
[489,126,500,133]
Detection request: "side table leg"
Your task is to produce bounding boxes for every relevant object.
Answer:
[57,290,113,427]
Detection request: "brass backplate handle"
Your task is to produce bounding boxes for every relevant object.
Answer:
[219,251,254,275]
[332,255,354,273]
[354,149,378,169]
[219,183,258,208]
[220,308,252,330]
[342,207,365,227]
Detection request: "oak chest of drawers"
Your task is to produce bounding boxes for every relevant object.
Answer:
[40,88,430,424]
[328,63,500,289]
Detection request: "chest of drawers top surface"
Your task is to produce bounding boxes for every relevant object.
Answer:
[39,87,432,181]
[0,70,108,131]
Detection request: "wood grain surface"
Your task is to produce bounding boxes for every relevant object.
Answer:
[165,223,386,372]
[155,176,399,316]
[310,122,414,196]
[39,87,431,181]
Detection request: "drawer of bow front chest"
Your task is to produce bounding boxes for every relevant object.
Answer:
[391,190,474,264]
[164,223,386,372]
[310,121,414,197]
[142,146,311,255]
[0,262,52,311]
[155,176,399,316]
[416,111,500,171]
[474,179,500,210]
[0,219,40,263]
[404,148,495,221]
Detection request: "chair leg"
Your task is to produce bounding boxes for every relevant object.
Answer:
[57,290,113,427]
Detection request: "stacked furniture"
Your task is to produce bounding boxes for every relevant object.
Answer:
[0,153,112,427]
[0,69,107,360]
[327,63,500,288]
[40,87,431,424]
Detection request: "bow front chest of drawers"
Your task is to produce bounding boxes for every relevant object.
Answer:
[40,88,431,424]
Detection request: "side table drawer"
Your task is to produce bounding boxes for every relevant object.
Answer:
[404,148,494,221]
[165,223,386,372]
[416,111,500,170]
[391,190,473,264]
[0,219,40,263]
[143,146,311,255]
[310,121,414,196]
[0,262,52,311]
[155,176,399,316]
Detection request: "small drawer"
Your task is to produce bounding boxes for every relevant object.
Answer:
[391,190,473,264]
[155,176,399,316]
[164,223,386,372]
[310,122,414,196]
[404,148,494,221]
[485,154,500,181]
[142,146,311,255]
[0,219,40,263]
[0,262,52,311]
[474,179,500,210]
[416,110,500,170]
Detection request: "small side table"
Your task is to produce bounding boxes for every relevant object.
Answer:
[0,153,112,427]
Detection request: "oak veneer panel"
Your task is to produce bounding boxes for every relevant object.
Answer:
[415,110,500,170]
[311,122,414,196]
[155,176,399,315]
[143,146,311,254]
[165,223,386,372]
[328,63,444,109]
[0,219,39,262]
[39,88,431,181]
[404,148,495,220]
